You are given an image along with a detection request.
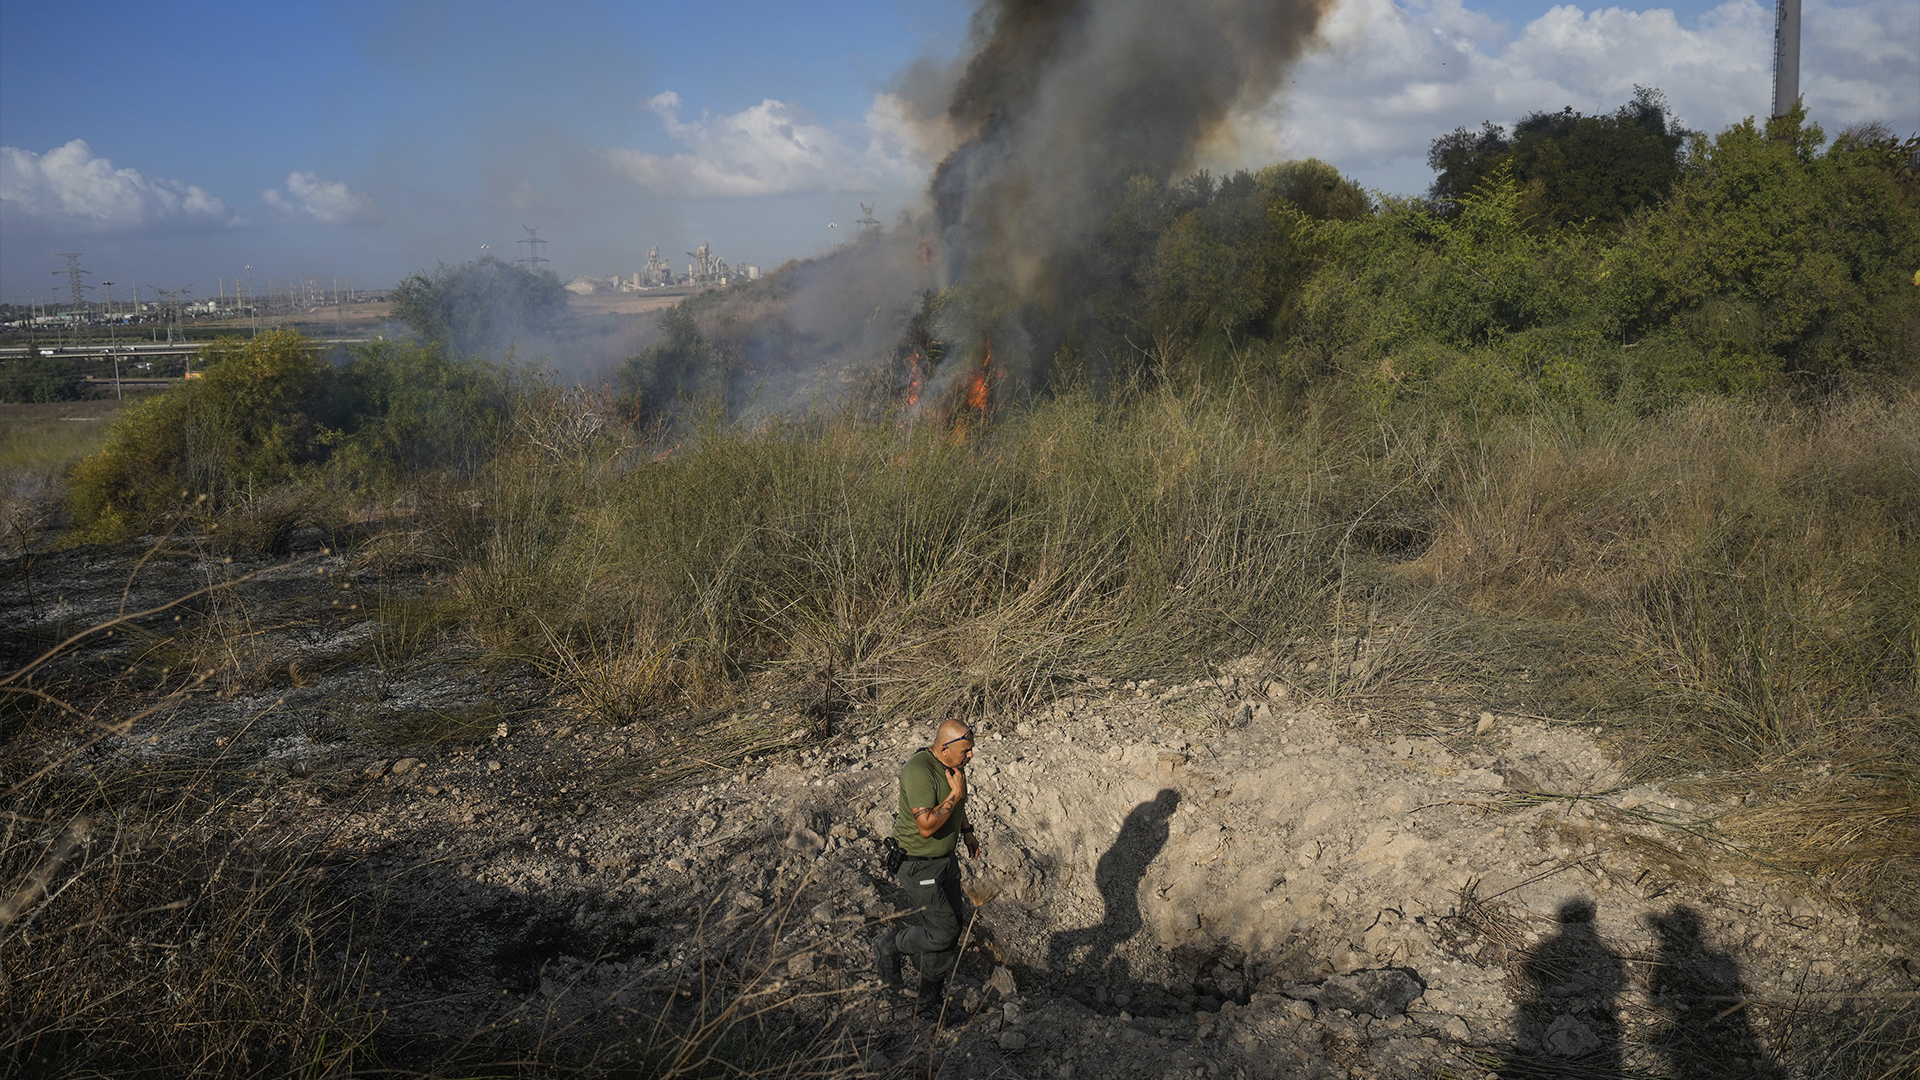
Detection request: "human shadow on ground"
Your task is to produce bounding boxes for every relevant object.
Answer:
[1044,789,1180,1010]
[1501,898,1625,1078]
[1648,905,1780,1079]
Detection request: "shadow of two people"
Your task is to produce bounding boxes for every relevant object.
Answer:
[1043,788,1783,1080]
[1505,898,1778,1079]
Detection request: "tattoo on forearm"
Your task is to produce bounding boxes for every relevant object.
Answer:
[913,798,956,822]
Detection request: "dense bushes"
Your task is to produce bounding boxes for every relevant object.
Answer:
[0,355,86,403]
[1604,106,1920,380]
[1283,105,1919,417]
[66,332,339,542]
[65,331,508,542]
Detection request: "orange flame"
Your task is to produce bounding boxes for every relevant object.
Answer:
[905,350,923,407]
[965,347,992,411]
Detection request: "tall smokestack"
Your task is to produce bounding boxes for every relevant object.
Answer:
[1771,0,1800,118]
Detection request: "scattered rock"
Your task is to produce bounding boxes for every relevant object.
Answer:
[1499,766,1540,792]
[390,757,420,776]
[1543,1014,1600,1057]
[987,965,1017,998]
[784,828,824,855]
[1476,711,1496,735]
[787,954,815,977]
[1289,969,1424,1018]
[998,1029,1028,1051]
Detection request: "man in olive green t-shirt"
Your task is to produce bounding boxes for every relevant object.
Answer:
[872,717,980,1010]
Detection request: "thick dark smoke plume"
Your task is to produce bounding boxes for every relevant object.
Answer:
[658,0,1331,421]
[927,0,1331,388]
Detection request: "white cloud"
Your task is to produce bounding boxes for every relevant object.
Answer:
[604,90,937,197]
[1229,0,1919,196]
[262,171,380,225]
[0,139,243,231]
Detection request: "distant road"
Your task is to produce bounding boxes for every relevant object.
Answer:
[0,340,372,362]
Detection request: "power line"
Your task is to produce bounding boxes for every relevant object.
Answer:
[151,285,193,345]
[52,253,90,343]
[518,225,550,271]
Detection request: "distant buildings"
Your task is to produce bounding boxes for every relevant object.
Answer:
[563,243,759,295]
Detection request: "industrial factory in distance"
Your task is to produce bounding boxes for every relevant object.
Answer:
[564,242,759,296]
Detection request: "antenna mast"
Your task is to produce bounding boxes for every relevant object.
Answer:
[518,225,550,272]
[855,202,880,231]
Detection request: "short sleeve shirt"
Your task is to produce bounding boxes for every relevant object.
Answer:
[894,749,964,858]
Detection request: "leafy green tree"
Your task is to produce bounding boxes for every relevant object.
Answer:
[1146,160,1371,369]
[1429,87,1689,230]
[1292,164,1603,413]
[391,255,568,359]
[1262,159,1373,223]
[1604,103,1920,381]
[1150,173,1274,352]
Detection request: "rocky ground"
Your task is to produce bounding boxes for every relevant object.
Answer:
[5,535,1916,1078]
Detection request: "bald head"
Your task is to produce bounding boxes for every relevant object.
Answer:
[931,717,976,768]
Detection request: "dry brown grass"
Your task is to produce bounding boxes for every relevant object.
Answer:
[0,576,887,1079]
[1380,388,1920,933]
[1406,390,1917,750]
[0,398,130,550]
[1,737,381,1076]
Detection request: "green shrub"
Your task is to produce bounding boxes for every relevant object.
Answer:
[327,339,512,490]
[64,332,512,542]
[615,304,725,418]
[1427,86,1690,230]
[66,331,338,541]
[0,356,86,403]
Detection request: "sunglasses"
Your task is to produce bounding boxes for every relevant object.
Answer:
[938,729,976,751]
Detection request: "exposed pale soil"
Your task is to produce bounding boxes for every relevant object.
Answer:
[5,537,1915,1078]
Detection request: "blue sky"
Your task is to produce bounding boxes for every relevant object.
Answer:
[2,0,1913,304]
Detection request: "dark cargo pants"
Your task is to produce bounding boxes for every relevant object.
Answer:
[893,853,964,982]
